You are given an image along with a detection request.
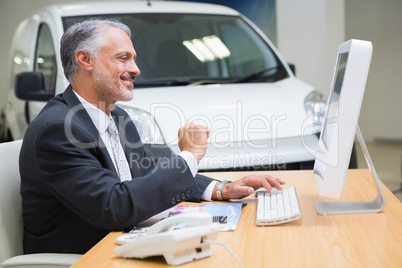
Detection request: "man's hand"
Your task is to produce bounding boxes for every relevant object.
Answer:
[213,174,286,200]
[178,123,210,164]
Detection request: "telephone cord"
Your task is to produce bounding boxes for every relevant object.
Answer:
[203,239,244,268]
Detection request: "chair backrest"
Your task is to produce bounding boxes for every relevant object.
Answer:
[0,140,23,263]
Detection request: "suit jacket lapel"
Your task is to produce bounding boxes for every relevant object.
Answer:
[61,85,117,174]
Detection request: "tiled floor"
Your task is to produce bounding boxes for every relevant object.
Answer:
[355,140,402,202]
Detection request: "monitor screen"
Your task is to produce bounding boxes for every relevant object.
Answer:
[321,52,348,150]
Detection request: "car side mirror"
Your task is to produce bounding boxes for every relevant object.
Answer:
[15,72,54,101]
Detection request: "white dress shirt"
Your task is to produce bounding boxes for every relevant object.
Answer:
[72,90,217,200]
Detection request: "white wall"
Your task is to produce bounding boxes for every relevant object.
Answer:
[345,0,402,142]
[276,0,345,98]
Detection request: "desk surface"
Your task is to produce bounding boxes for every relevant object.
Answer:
[72,169,402,268]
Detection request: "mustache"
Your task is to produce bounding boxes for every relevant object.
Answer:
[120,73,135,81]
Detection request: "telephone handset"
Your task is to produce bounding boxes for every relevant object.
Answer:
[114,212,220,266]
[147,211,214,236]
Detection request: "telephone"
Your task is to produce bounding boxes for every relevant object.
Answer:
[114,212,221,266]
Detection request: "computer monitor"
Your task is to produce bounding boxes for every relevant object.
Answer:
[313,39,386,215]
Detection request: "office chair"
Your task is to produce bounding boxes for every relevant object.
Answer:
[0,140,82,268]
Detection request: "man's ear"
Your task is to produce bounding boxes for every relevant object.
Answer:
[75,50,94,71]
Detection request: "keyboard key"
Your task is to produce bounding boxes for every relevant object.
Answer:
[289,187,301,217]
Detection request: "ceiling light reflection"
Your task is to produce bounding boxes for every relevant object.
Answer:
[183,35,231,62]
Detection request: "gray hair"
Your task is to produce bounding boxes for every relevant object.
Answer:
[60,19,131,82]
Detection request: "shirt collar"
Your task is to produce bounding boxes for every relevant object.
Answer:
[72,90,110,135]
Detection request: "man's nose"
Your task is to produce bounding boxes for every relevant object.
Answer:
[128,60,141,76]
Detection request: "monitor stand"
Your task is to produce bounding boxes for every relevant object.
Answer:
[316,125,386,215]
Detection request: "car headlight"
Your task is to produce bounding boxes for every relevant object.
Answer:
[304,90,327,134]
[117,105,165,144]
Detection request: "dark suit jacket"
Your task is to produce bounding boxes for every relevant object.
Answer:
[20,85,214,254]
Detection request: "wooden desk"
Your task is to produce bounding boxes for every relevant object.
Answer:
[72,170,402,267]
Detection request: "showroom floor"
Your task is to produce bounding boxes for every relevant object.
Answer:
[356,140,402,202]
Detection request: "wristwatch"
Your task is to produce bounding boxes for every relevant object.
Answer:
[216,180,232,201]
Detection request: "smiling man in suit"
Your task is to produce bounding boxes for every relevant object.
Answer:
[19,19,285,254]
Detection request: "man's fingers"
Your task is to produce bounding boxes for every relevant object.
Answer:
[264,175,285,189]
[220,174,287,200]
[259,175,285,194]
[239,174,286,194]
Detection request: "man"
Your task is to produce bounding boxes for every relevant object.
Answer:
[20,19,285,254]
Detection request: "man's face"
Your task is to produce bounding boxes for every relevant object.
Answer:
[92,28,140,104]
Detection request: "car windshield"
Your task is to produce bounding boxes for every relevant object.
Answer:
[63,13,288,87]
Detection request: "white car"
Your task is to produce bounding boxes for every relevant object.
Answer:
[2,1,327,171]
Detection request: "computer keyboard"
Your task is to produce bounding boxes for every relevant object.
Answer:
[255,186,301,226]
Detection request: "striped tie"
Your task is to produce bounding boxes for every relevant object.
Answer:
[107,117,132,182]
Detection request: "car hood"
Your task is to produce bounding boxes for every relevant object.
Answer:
[119,77,316,146]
